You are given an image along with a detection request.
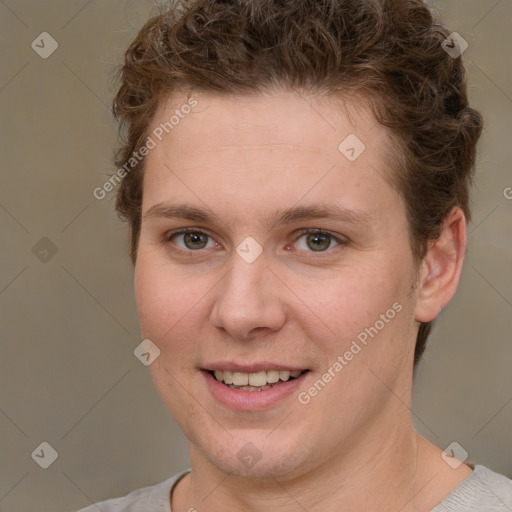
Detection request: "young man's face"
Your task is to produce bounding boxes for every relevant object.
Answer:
[135,91,422,479]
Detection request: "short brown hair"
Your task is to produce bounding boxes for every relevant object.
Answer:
[112,0,483,366]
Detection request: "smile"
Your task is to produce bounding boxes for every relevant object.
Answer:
[202,366,310,410]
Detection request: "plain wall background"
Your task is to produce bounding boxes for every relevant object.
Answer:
[1,1,511,510]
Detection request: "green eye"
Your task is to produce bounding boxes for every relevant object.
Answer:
[295,230,340,252]
[170,230,215,251]
[306,233,331,251]
[183,232,209,249]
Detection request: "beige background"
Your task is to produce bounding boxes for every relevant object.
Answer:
[0,1,511,510]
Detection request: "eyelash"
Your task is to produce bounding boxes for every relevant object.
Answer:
[165,227,348,256]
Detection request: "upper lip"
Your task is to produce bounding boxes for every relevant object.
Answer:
[203,362,308,373]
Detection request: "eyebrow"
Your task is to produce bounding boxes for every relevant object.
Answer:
[143,202,375,229]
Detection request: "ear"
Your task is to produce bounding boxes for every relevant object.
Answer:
[414,206,467,323]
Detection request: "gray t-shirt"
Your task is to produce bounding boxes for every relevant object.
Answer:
[73,465,512,511]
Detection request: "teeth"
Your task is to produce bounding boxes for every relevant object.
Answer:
[232,372,249,386]
[267,370,280,383]
[249,372,267,387]
[279,370,290,381]
[212,369,305,386]
[227,384,272,392]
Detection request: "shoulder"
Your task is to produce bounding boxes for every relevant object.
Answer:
[71,470,190,512]
[432,465,512,511]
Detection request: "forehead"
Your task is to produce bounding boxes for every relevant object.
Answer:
[149,90,386,153]
[142,90,401,220]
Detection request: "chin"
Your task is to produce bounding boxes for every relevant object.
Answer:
[211,453,305,480]
[199,431,312,481]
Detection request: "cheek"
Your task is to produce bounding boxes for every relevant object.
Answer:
[298,261,413,374]
[297,265,401,334]
[134,254,197,341]
[134,257,201,404]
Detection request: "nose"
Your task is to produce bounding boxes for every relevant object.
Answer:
[209,253,287,340]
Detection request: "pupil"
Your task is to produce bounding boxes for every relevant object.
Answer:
[307,233,330,251]
[185,232,207,249]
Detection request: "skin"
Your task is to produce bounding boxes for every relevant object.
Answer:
[134,90,472,511]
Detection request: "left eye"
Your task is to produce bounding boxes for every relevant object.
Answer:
[294,231,340,252]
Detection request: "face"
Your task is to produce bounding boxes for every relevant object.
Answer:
[134,91,421,480]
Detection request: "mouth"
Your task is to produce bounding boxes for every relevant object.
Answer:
[205,369,309,392]
[201,365,311,410]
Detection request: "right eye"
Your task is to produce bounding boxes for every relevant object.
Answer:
[168,229,218,252]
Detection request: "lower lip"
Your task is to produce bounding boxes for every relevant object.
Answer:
[202,370,309,411]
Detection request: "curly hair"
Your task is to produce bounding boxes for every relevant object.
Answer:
[112,0,483,366]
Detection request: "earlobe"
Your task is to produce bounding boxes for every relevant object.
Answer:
[414,207,467,323]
